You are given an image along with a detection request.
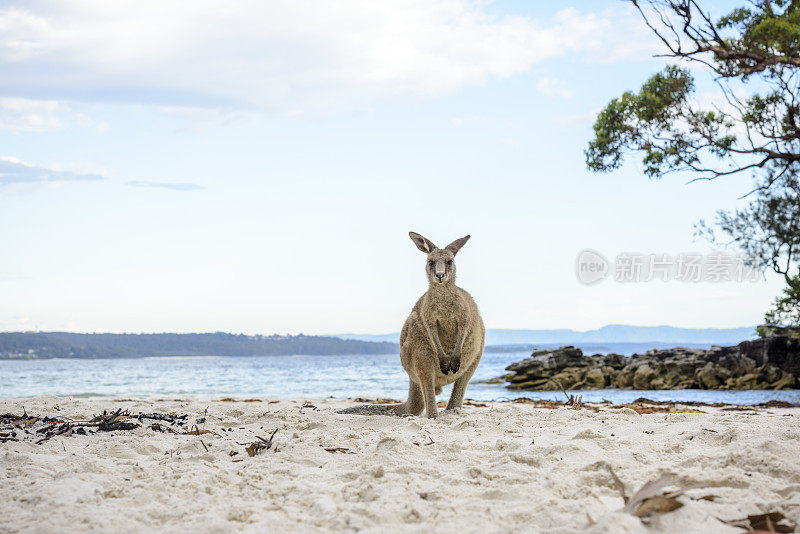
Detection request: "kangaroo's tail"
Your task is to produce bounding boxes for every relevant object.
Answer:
[336,403,408,416]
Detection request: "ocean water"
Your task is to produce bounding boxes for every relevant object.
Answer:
[2,351,799,405]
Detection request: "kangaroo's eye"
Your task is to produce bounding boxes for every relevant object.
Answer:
[446,260,453,266]
[428,261,435,267]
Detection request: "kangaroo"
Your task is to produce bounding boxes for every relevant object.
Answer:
[338,231,485,419]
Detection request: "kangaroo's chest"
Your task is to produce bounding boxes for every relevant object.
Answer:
[423,292,462,343]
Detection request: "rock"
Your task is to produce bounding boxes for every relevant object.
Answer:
[632,364,657,389]
[758,365,782,384]
[772,372,796,390]
[574,367,606,389]
[612,368,635,389]
[474,375,510,385]
[602,353,626,370]
[495,336,800,391]
[733,373,760,389]
[547,368,585,389]
[696,363,724,389]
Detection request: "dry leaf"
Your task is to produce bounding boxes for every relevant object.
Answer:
[608,468,688,519]
[723,512,795,533]
[633,495,683,517]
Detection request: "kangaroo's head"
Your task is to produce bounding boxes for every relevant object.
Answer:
[409,231,470,287]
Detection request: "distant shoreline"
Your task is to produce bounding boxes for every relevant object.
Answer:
[0,332,399,360]
[0,330,750,360]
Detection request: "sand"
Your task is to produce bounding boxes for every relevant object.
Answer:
[1,396,799,533]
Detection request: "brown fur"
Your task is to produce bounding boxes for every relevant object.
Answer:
[396,231,486,418]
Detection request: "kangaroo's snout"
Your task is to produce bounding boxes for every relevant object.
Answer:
[434,262,446,281]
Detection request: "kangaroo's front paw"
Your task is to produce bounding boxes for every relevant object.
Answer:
[449,355,461,373]
[438,355,450,375]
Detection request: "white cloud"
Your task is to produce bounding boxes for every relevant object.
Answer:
[0,156,106,186]
[535,77,574,99]
[0,97,107,131]
[0,2,655,114]
[0,97,64,131]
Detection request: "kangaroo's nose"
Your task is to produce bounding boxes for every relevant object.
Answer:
[434,261,446,280]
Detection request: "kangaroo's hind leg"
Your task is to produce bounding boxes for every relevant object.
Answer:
[412,350,438,418]
[402,380,425,416]
[446,351,481,412]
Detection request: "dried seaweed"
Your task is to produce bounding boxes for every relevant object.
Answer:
[186,425,220,436]
[245,428,278,457]
[36,423,73,444]
[755,400,797,408]
[135,412,188,425]
[96,409,140,432]
[0,407,192,445]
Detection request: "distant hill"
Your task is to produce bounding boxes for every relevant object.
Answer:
[337,324,758,346]
[0,325,759,360]
[0,332,397,359]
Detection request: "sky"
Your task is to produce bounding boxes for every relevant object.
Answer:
[0,0,784,334]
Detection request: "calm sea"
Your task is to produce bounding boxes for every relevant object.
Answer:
[2,350,799,404]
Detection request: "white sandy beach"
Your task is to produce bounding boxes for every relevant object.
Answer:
[2,396,799,533]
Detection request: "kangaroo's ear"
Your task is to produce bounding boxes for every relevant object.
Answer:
[445,235,470,255]
[409,231,437,253]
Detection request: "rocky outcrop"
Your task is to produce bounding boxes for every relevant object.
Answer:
[499,336,800,390]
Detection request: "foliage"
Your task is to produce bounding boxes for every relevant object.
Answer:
[697,174,800,276]
[765,274,800,326]
[586,0,800,326]
[586,0,800,183]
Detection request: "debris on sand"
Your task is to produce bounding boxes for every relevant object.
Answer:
[0,408,191,444]
[722,511,795,533]
[245,429,279,457]
[608,467,691,519]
